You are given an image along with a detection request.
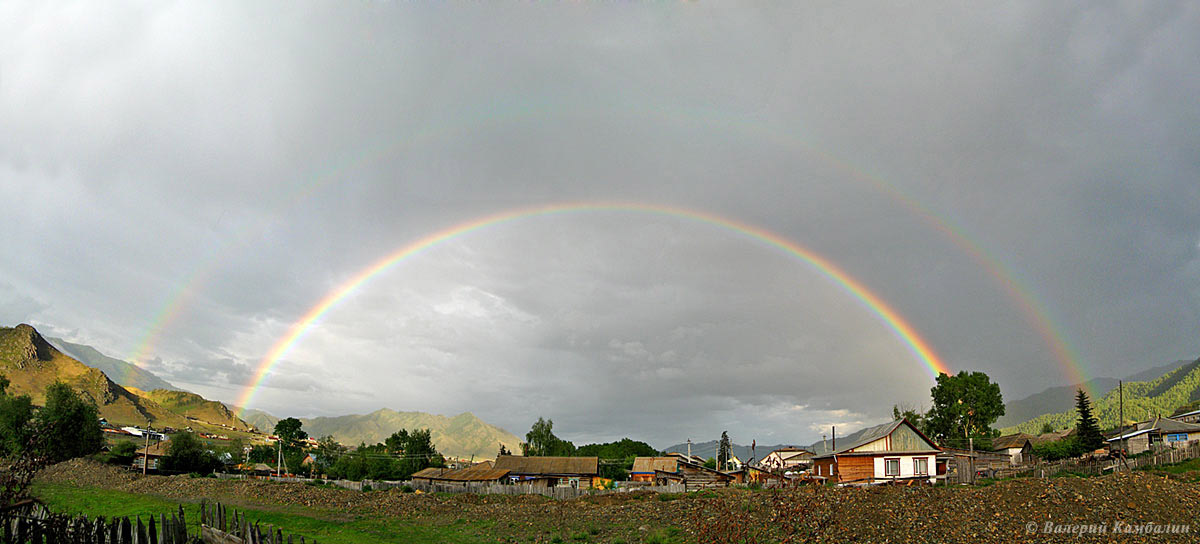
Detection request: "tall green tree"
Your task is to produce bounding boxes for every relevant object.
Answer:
[717,431,732,471]
[925,371,1005,449]
[523,417,575,457]
[273,418,308,448]
[892,404,928,434]
[162,431,221,474]
[1074,388,1104,452]
[36,382,103,463]
[0,375,34,458]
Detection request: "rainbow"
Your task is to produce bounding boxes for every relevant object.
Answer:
[235,202,950,414]
[128,100,1089,397]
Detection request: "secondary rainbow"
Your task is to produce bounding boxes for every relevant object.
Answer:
[236,202,950,414]
[126,100,1088,396]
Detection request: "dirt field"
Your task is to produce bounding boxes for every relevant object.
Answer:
[34,460,1200,543]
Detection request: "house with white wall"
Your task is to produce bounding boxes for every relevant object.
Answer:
[810,419,940,485]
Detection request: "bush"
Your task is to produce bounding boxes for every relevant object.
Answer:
[102,440,138,465]
[1033,437,1084,461]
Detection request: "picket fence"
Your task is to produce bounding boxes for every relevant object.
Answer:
[1,499,192,544]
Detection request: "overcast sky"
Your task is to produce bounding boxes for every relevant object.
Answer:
[2,2,1198,448]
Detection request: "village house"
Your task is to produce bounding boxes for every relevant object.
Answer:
[132,441,169,472]
[410,463,510,486]
[1170,408,1200,425]
[758,447,813,472]
[726,465,786,487]
[810,419,941,485]
[992,433,1036,465]
[630,456,734,488]
[493,455,599,489]
[1107,417,1200,455]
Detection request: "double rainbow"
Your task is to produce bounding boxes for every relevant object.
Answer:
[235,201,951,414]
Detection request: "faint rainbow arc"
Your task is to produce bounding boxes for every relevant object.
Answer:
[236,202,950,415]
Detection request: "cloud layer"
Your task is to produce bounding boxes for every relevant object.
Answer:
[2,2,1197,447]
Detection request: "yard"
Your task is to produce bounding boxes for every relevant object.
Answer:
[30,459,1200,543]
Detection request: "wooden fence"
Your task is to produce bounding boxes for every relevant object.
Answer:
[1016,441,1200,478]
[199,501,313,544]
[406,480,686,498]
[1,499,192,544]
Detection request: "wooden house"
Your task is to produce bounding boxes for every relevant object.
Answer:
[630,456,734,488]
[1170,408,1200,425]
[992,433,1036,465]
[1108,417,1200,455]
[727,465,785,486]
[493,455,599,489]
[410,463,510,486]
[758,447,813,472]
[810,419,940,485]
[132,441,169,472]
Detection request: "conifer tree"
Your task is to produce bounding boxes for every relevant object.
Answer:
[1074,388,1104,452]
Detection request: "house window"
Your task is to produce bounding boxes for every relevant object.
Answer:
[884,458,900,477]
[913,457,928,476]
[1167,433,1188,442]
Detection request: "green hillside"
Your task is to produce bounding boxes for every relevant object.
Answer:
[47,337,181,393]
[129,388,253,431]
[1003,357,1200,434]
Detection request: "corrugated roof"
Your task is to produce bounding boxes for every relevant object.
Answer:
[811,419,939,459]
[631,457,679,474]
[493,455,599,476]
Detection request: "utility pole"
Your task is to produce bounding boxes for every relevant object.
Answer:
[832,426,837,483]
[143,423,151,475]
[1120,380,1131,471]
[277,438,282,478]
[687,438,691,460]
[969,437,975,484]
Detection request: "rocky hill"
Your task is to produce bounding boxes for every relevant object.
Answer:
[0,324,189,428]
[128,388,254,431]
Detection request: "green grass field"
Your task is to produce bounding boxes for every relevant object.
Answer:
[32,483,498,544]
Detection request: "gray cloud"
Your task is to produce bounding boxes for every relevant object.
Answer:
[1,1,1198,447]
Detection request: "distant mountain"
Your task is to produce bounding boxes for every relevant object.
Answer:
[226,405,279,433]
[664,424,890,464]
[1003,357,1200,434]
[663,440,790,463]
[996,359,1191,429]
[229,407,523,460]
[129,388,253,431]
[0,324,189,428]
[46,336,181,393]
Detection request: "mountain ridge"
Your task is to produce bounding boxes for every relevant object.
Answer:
[1003,357,1200,434]
[226,404,524,460]
[46,336,182,393]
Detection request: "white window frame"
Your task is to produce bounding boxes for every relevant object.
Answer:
[913,457,928,476]
[884,457,900,477]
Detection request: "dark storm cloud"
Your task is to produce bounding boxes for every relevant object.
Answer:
[1,1,1197,446]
